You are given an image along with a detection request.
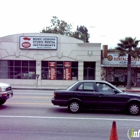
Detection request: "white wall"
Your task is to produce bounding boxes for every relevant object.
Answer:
[0,33,101,89]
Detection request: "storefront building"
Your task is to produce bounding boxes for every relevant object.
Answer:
[101,46,140,87]
[0,33,101,89]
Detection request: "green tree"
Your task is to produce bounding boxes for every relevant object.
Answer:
[71,26,90,43]
[41,16,72,36]
[116,37,140,89]
[41,16,90,43]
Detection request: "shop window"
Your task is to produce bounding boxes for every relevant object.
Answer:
[41,61,48,79]
[0,60,36,79]
[57,67,63,80]
[15,67,22,79]
[57,62,63,80]
[116,68,135,86]
[71,62,78,80]
[42,68,48,79]
[8,61,14,66]
[29,61,36,66]
[15,60,21,66]
[22,61,28,66]
[41,61,78,80]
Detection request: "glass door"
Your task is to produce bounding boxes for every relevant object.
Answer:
[83,62,95,80]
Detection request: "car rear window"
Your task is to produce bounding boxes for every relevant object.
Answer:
[77,82,95,91]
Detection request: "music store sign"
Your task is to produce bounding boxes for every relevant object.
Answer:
[19,36,58,50]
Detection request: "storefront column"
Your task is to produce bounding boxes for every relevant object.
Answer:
[95,61,101,80]
[36,61,41,86]
[78,61,83,80]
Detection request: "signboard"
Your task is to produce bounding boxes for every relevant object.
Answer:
[19,36,58,50]
[64,62,71,67]
[48,67,56,80]
[48,62,56,67]
[64,62,71,80]
[48,62,56,80]
[103,53,140,66]
[64,68,71,80]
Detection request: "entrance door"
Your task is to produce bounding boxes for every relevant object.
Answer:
[84,62,95,80]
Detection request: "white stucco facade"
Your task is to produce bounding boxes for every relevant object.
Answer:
[0,33,101,89]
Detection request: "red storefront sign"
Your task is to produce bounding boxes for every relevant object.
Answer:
[64,68,71,80]
[64,62,71,67]
[49,62,56,67]
[48,62,56,80]
[64,62,71,80]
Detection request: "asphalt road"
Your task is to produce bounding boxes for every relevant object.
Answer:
[0,90,140,140]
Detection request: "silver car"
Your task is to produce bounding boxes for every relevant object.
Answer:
[0,82,13,105]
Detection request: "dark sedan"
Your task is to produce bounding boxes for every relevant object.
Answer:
[51,80,140,115]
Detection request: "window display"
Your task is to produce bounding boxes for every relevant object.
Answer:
[41,61,78,80]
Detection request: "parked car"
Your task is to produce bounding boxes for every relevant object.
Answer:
[0,82,13,105]
[51,80,140,115]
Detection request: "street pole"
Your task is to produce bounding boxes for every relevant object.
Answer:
[36,74,39,87]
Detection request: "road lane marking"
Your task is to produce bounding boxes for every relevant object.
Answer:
[12,96,52,99]
[0,115,140,122]
[6,102,52,105]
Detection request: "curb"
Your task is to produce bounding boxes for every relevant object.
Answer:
[12,87,63,91]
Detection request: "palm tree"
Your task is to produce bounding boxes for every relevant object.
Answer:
[116,37,140,89]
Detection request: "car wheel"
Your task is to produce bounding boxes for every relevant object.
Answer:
[127,102,140,115]
[68,101,80,113]
[0,100,6,105]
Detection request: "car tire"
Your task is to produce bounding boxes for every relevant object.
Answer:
[127,102,140,115]
[68,101,80,113]
[0,100,6,105]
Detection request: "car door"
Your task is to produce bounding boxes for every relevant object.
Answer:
[75,82,99,108]
[96,82,126,110]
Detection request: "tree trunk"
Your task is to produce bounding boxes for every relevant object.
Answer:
[126,54,132,89]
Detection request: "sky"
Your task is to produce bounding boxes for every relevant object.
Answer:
[0,0,140,48]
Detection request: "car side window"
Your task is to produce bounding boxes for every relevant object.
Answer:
[96,83,114,93]
[77,82,95,91]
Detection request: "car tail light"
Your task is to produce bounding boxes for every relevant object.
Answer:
[54,93,56,98]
